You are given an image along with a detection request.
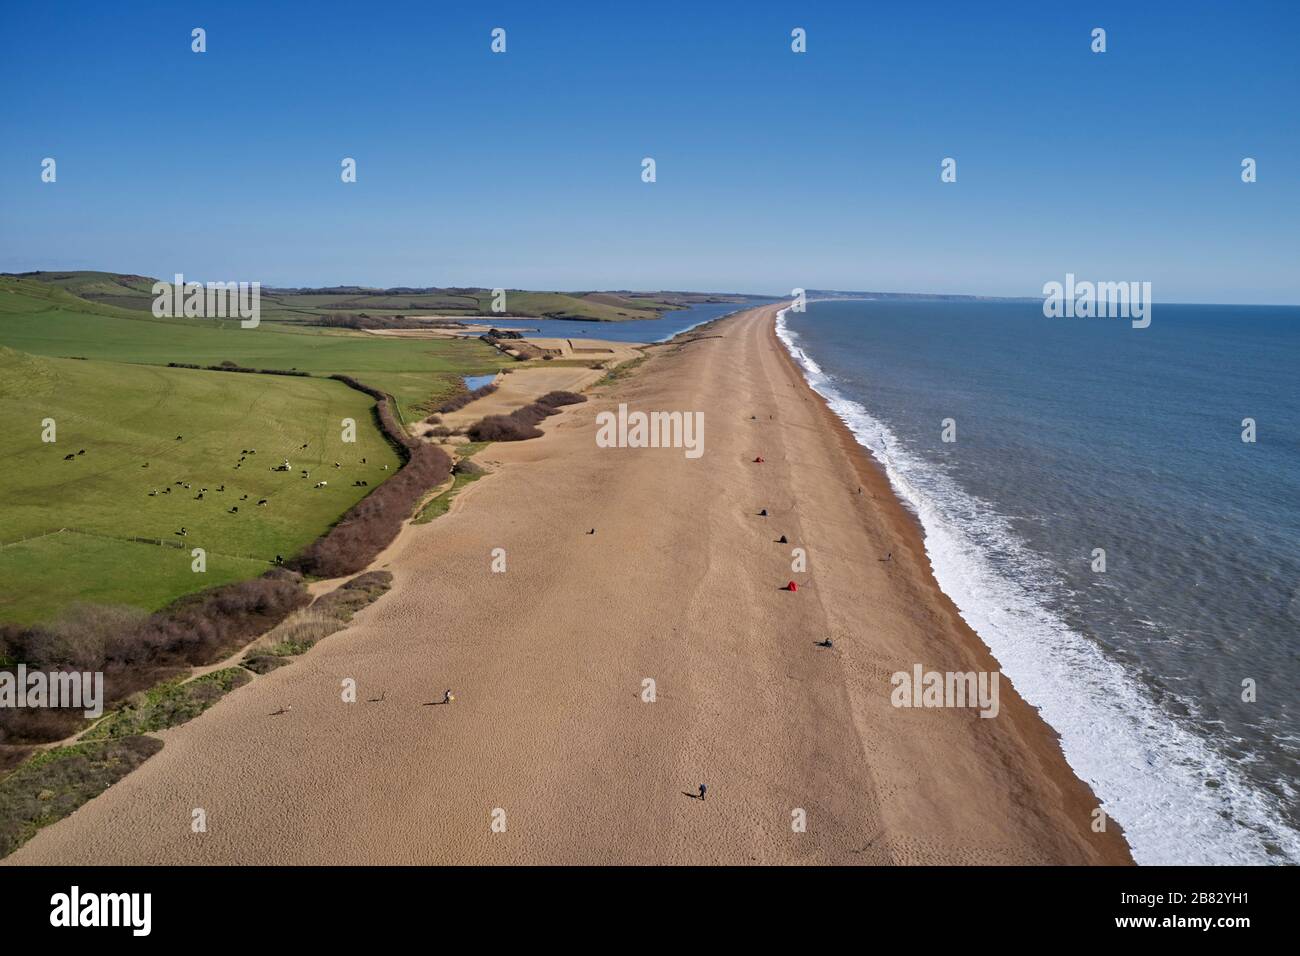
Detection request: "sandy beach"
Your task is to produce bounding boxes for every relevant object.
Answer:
[6,304,1131,865]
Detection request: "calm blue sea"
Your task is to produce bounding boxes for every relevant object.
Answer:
[779,298,1299,865]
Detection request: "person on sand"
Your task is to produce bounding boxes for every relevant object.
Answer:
[698,783,707,801]
[442,688,455,704]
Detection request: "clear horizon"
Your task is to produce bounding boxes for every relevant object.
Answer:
[2,0,1297,304]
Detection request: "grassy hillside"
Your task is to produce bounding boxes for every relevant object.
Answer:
[5,271,160,313]
[0,276,503,421]
[0,348,402,623]
[5,272,750,323]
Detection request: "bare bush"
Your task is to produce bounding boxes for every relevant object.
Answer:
[536,390,587,407]
[466,415,542,442]
[0,571,307,745]
[434,382,498,414]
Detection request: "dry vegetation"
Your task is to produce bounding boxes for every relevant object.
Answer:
[536,390,587,407]
[430,382,497,416]
[245,570,393,669]
[0,570,308,747]
[0,736,162,858]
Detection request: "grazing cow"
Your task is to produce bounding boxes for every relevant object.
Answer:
[142,462,149,468]
[195,492,204,500]
[77,449,85,455]
[314,480,327,488]
[176,435,182,440]
[361,457,367,464]
[241,494,248,500]
[381,464,388,470]
[163,487,171,494]
[333,462,341,468]
[230,506,238,513]
[300,442,309,449]
[63,453,74,461]
[148,490,157,496]
[217,484,224,492]
[257,499,268,506]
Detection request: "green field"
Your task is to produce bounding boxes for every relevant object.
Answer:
[0,347,403,623]
[0,534,269,625]
[0,276,504,421]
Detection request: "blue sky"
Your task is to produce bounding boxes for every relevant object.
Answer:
[1,1,1296,302]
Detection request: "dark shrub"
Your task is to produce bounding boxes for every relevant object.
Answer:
[434,383,498,414]
[465,401,562,442]
[242,655,290,674]
[133,568,309,666]
[536,390,587,407]
[510,403,560,426]
[466,415,542,442]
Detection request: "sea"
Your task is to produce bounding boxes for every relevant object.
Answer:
[777,297,1299,866]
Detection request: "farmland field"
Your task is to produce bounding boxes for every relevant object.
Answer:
[0,347,401,623]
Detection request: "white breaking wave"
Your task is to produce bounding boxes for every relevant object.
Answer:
[775,306,1300,865]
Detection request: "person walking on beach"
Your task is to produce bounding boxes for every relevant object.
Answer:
[442,688,455,704]
[698,783,707,801]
